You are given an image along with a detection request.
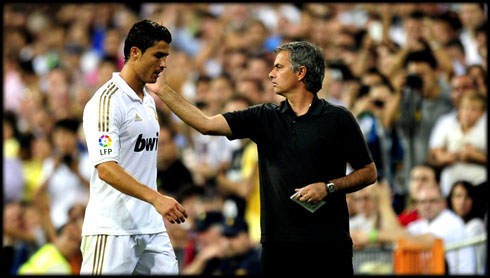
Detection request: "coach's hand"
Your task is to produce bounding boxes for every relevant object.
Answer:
[145,70,172,97]
[294,182,328,204]
[153,194,188,224]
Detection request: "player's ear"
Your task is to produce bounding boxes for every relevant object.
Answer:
[130,47,142,60]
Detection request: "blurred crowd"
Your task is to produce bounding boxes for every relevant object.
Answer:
[3,3,487,275]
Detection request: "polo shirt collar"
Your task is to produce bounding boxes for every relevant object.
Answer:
[112,72,149,103]
[279,94,324,116]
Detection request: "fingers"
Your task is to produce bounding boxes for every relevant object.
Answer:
[297,190,316,203]
[295,189,320,204]
[166,211,185,224]
[165,202,188,225]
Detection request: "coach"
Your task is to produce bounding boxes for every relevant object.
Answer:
[149,40,377,276]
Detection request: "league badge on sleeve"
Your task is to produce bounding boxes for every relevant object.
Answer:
[99,135,113,155]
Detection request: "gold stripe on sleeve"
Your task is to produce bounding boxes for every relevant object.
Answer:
[101,84,117,132]
[104,88,118,132]
[98,82,114,131]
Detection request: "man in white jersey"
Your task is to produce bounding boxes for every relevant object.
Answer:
[81,19,188,275]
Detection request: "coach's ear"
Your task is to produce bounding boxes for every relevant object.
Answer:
[297,66,307,82]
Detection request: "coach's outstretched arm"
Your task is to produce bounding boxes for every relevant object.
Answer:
[147,73,232,137]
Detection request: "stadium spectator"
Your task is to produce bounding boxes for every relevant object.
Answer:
[215,95,261,244]
[212,217,261,275]
[36,118,90,229]
[18,221,82,274]
[447,180,487,274]
[349,184,381,233]
[352,184,476,274]
[428,92,487,197]
[182,211,227,275]
[428,74,482,166]
[398,164,440,226]
[156,124,194,197]
[466,64,487,97]
[458,3,486,66]
[393,49,454,194]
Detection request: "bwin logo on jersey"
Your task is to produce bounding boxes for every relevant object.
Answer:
[134,133,159,152]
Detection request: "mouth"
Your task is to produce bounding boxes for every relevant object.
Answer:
[153,71,162,78]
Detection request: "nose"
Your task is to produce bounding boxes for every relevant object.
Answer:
[159,58,167,69]
[268,69,275,79]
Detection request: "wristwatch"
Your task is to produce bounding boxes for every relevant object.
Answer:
[326,182,336,195]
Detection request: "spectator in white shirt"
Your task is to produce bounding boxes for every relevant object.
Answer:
[351,182,476,274]
[447,180,486,274]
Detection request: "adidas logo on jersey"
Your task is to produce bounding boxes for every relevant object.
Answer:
[134,133,159,152]
[135,113,142,122]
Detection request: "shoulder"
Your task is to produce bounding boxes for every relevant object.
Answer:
[466,218,486,236]
[407,218,427,233]
[435,111,457,127]
[84,81,124,113]
[437,210,466,229]
[323,100,355,120]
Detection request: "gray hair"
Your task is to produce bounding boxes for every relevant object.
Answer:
[274,41,326,94]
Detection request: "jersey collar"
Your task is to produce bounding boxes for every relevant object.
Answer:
[112,72,149,103]
[279,94,324,116]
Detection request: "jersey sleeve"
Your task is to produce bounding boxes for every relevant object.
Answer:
[339,108,374,170]
[83,85,122,167]
[222,104,262,141]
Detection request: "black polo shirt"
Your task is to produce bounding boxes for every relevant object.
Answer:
[222,95,373,247]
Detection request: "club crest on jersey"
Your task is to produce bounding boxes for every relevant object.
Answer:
[134,133,159,152]
[99,135,113,155]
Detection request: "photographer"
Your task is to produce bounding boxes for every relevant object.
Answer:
[34,119,91,230]
[393,50,453,196]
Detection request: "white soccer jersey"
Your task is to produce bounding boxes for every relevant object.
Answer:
[82,73,164,236]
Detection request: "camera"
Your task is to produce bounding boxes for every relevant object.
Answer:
[372,99,385,108]
[62,154,73,165]
[405,74,424,90]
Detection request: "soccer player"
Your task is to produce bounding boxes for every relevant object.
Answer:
[80,20,187,275]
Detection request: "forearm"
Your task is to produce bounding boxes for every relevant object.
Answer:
[382,90,401,129]
[155,85,231,136]
[98,161,187,224]
[464,149,487,164]
[97,161,159,206]
[376,229,435,247]
[377,192,404,232]
[331,162,377,194]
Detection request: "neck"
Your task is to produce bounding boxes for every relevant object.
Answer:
[120,66,145,99]
[424,85,440,100]
[287,91,314,116]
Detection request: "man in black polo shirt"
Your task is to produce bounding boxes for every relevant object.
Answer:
[148,40,377,276]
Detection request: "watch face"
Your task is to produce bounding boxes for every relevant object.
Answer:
[328,183,335,193]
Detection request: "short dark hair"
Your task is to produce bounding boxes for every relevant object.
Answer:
[274,41,326,94]
[54,118,80,134]
[403,50,438,69]
[123,19,172,63]
[445,39,465,55]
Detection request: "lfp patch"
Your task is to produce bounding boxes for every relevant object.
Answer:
[99,135,112,148]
